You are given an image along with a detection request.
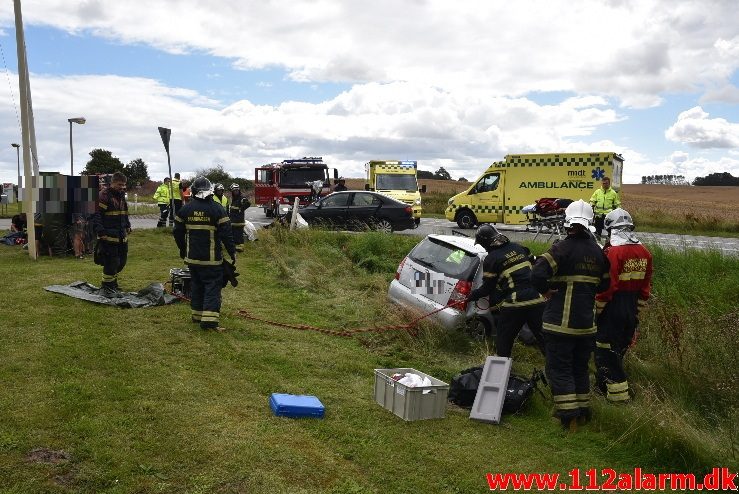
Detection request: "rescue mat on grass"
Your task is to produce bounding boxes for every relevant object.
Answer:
[44,281,178,308]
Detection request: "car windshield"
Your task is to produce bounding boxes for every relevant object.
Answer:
[376,174,417,191]
[408,237,480,280]
[280,168,327,187]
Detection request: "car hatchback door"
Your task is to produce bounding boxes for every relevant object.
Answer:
[398,237,481,306]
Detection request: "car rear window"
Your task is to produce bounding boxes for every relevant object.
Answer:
[408,237,480,280]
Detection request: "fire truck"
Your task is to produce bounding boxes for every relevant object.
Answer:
[254,157,337,217]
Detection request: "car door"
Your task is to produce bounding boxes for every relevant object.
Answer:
[469,172,504,223]
[317,192,350,228]
[348,192,382,229]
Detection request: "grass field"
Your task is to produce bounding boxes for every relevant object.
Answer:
[0,228,736,492]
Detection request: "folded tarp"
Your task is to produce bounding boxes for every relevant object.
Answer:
[44,281,178,308]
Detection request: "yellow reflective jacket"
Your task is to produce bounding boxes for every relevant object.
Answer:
[153,183,171,204]
[589,188,621,215]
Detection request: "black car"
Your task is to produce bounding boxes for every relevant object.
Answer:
[299,191,416,232]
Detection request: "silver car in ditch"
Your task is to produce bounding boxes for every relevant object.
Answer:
[388,234,494,338]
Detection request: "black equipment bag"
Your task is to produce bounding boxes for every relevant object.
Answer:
[448,366,483,408]
[502,369,547,414]
[449,366,546,414]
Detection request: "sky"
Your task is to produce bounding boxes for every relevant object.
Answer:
[0,0,738,186]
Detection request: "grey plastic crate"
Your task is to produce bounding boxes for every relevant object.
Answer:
[374,368,449,421]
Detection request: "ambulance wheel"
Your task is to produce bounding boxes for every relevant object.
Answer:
[456,210,477,229]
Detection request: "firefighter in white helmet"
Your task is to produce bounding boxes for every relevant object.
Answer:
[531,199,610,431]
[594,208,652,403]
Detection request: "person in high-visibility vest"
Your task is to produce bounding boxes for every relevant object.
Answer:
[213,183,228,209]
[589,176,621,238]
[153,178,171,228]
[172,172,183,216]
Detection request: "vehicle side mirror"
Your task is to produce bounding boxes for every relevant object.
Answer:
[420,184,427,193]
[364,184,370,191]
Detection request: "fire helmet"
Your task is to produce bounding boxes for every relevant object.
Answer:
[604,208,634,232]
[564,199,593,228]
[191,176,213,200]
[475,224,508,249]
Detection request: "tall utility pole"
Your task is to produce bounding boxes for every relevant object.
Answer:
[11,143,20,200]
[13,0,36,259]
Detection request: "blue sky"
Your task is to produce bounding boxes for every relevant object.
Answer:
[0,0,738,185]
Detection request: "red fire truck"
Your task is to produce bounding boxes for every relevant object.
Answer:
[254,157,337,217]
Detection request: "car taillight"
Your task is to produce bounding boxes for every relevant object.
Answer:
[395,256,407,280]
[404,206,412,215]
[449,280,472,311]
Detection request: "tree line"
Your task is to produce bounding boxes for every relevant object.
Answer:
[641,172,739,186]
[81,148,253,190]
[418,167,468,181]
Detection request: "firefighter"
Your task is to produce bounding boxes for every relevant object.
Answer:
[531,199,609,430]
[595,208,652,403]
[213,183,228,209]
[173,177,236,331]
[467,224,545,357]
[92,172,131,296]
[228,183,251,252]
[153,177,171,228]
[333,177,348,192]
[589,176,621,238]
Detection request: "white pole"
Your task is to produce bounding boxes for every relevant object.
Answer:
[14,0,36,259]
[289,197,300,230]
[25,59,39,175]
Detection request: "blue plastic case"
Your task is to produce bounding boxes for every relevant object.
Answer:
[269,393,325,418]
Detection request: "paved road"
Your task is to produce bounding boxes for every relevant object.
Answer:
[2,208,738,255]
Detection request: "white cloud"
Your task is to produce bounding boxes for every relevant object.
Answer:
[0,74,625,183]
[665,106,739,148]
[0,0,737,108]
[670,151,689,163]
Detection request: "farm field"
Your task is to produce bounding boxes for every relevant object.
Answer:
[344,179,739,236]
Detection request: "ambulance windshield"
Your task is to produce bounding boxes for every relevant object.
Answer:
[376,174,418,191]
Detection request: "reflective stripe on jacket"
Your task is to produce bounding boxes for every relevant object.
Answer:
[92,188,130,244]
[595,243,652,312]
[531,231,610,335]
[468,241,544,308]
[589,188,621,215]
[173,198,235,266]
[153,184,171,204]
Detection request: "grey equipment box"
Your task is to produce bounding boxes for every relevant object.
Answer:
[374,368,449,421]
[469,356,512,424]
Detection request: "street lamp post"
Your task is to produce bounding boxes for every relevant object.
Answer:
[11,143,20,190]
[68,117,86,175]
[11,143,20,200]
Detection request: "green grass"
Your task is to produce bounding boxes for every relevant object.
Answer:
[631,211,739,238]
[0,229,736,492]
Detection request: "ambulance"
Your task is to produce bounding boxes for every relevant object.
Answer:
[365,160,427,226]
[445,152,624,228]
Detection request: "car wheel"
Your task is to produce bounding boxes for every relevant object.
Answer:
[374,218,393,233]
[456,209,477,229]
[464,316,491,341]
